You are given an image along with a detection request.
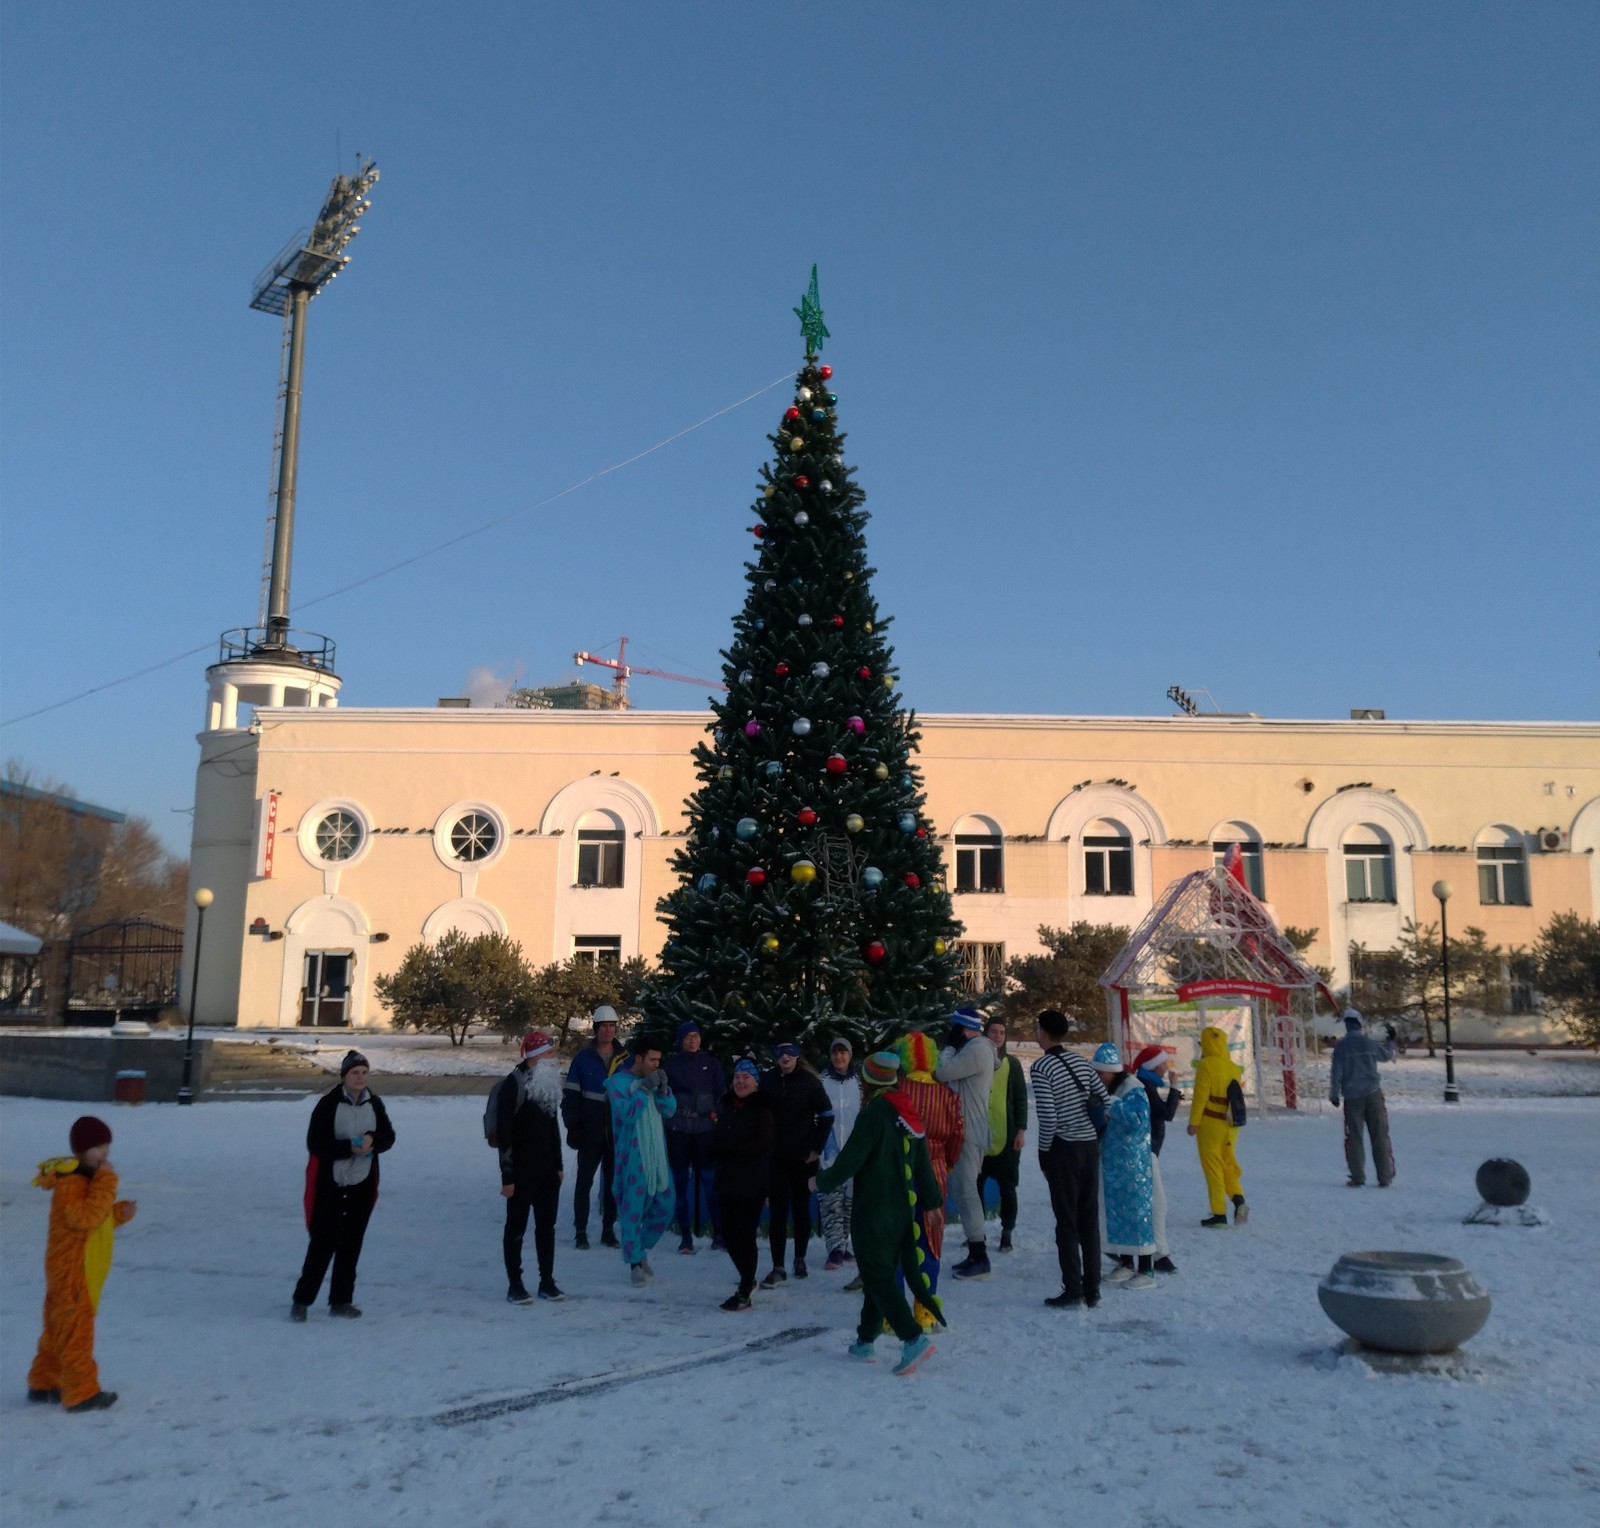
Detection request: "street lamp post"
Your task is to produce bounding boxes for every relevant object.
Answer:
[179,888,214,1106]
[1432,879,1459,1104]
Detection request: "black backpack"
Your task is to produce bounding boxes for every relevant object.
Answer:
[483,1071,518,1147]
[1226,1078,1248,1127]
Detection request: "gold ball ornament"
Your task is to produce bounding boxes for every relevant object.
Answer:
[790,860,818,885]
[874,763,890,780]
[764,485,776,499]
[845,813,865,834]
[933,938,948,956]
[789,436,805,451]
[864,621,874,633]
[882,675,893,688]
[761,934,781,952]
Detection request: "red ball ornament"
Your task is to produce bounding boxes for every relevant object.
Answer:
[794,475,810,489]
[825,754,848,775]
[864,940,886,965]
[746,867,767,888]
[752,525,765,537]
[797,807,817,827]
[784,406,801,421]
[774,662,790,678]
[904,873,921,889]
[819,365,833,380]
[830,614,845,630]
[857,666,872,680]
[915,827,928,838]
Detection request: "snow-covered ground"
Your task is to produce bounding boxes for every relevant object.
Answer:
[3,1079,1597,1527]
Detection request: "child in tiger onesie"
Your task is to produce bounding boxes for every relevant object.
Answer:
[28,1115,136,1411]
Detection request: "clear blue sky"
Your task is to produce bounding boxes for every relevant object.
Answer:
[2,3,1596,852]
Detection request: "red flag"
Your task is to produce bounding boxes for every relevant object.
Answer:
[1224,841,1248,891]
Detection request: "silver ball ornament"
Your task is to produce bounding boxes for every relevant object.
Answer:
[797,614,813,627]
[861,867,884,890]
[791,717,812,737]
[793,511,810,527]
[735,818,759,840]
[811,662,830,678]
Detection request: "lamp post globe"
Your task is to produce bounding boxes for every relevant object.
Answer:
[1432,880,1459,1103]
[179,888,214,1106]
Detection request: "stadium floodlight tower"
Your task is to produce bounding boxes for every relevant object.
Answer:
[202,158,379,734]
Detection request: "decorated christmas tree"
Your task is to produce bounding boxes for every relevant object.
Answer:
[640,270,965,1059]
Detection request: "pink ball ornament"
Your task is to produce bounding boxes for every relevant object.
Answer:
[846,716,865,735]
[744,719,762,738]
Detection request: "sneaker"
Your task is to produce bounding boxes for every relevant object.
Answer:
[999,1230,1014,1252]
[1044,1290,1083,1309]
[1232,1195,1249,1224]
[824,1251,846,1272]
[27,1388,60,1404]
[1085,1294,1102,1309]
[600,1227,620,1249]
[841,1251,856,1264]
[574,1230,591,1250]
[760,1267,787,1288]
[951,1251,991,1281]
[1153,1256,1179,1274]
[893,1334,936,1376]
[847,1340,878,1362]
[1106,1263,1138,1285]
[720,1292,753,1313]
[710,1235,726,1251]
[290,1302,308,1323]
[843,1273,863,1293]
[537,1280,565,1301]
[329,1303,362,1318]
[1377,1181,1392,1189]
[678,1238,696,1256]
[630,1263,649,1287]
[1123,1273,1159,1290]
[1346,1178,1365,1188]
[1201,1214,1230,1228]
[793,1258,808,1280]
[640,1258,656,1280]
[506,1283,535,1306]
[66,1391,117,1412]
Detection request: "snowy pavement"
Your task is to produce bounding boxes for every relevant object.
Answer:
[2,1083,1597,1527]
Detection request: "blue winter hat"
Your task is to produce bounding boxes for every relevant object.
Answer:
[675,1020,702,1044]
[733,1055,761,1080]
[1092,1042,1123,1069]
[1342,1008,1364,1029]
[951,1006,984,1032]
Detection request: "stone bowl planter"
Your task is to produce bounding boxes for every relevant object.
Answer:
[1317,1251,1491,1354]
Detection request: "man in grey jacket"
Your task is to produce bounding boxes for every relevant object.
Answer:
[936,1006,998,1280]
[1328,1008,1397,1187]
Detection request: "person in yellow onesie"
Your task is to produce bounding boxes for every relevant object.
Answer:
[1186,1027,1248,1227]
[28,1115,137,1412]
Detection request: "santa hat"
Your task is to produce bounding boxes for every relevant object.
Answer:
[521,1031,555,1061]
[70,1116,112,1155]
[1130,1044,1168,1074]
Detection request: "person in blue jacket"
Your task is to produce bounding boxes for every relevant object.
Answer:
[663,1021,726,1253]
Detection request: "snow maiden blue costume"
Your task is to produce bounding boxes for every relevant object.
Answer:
[606,1068,677,1267]
[1095,1043,1155,1257]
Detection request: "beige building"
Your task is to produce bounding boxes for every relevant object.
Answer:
[183,701,1600,1041]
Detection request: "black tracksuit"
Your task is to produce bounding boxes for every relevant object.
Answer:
[710,1090,775,1294]
[760,1066,833,1268]
[294,1086,396,1309]
[498,1064,564,1288]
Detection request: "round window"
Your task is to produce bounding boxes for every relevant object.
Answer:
[449,811,499,862]
[314,808,365,862]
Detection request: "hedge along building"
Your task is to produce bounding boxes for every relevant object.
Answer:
[182,700,1600,1039]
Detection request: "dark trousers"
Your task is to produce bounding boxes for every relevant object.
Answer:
[668,1132,720,1238]
[572,1138,616,1233]
[503,1177,560,1286]
[294,1182,375,1308]
[857,1240,924,1345]
[767,1158,816,1267]
[1040,1138,1101,1300]
[719,1193,763,1293]
[978,1147,1020,1232]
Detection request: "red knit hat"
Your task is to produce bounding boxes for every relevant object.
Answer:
[70,1116,112,1155]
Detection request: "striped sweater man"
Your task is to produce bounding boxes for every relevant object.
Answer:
[1030,1045,1109,1148]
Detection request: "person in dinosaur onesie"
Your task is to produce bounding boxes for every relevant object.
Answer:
[28,1115,136,1412]
[815,1051,945,1376]
[1187,1025,1248,1226]
[894,1030,963,1326]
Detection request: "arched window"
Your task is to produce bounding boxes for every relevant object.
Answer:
[1342,824,1395,904]
[1212,821,1264,898]
[576,810,626,888]
[953,813,1003,893]
[1084,818,1134,897]
[1476,826,1529,906]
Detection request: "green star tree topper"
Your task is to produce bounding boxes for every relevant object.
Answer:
[641,273,965,1059]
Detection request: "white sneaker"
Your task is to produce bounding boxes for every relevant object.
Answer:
[630,1264,649,1286]
[1123,1273,1159,1290]
[1106,1263,1138,1284]
[641,1258,656,1280]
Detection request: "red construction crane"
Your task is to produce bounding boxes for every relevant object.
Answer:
[573,636,726,710]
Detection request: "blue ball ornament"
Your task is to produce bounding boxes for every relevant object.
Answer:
[861,866,884,890]
[735,817,759,840]
[899,812,917,833]
[827,393,838,405]
[763,759,783,777]
[810,408,826,421]
[698,873,719,894]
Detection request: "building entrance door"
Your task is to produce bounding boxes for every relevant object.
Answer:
[300,950,353,1027]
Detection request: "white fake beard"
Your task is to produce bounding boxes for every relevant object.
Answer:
[527,1057,563,1115]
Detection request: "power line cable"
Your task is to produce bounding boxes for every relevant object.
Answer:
[1,370,796,729]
